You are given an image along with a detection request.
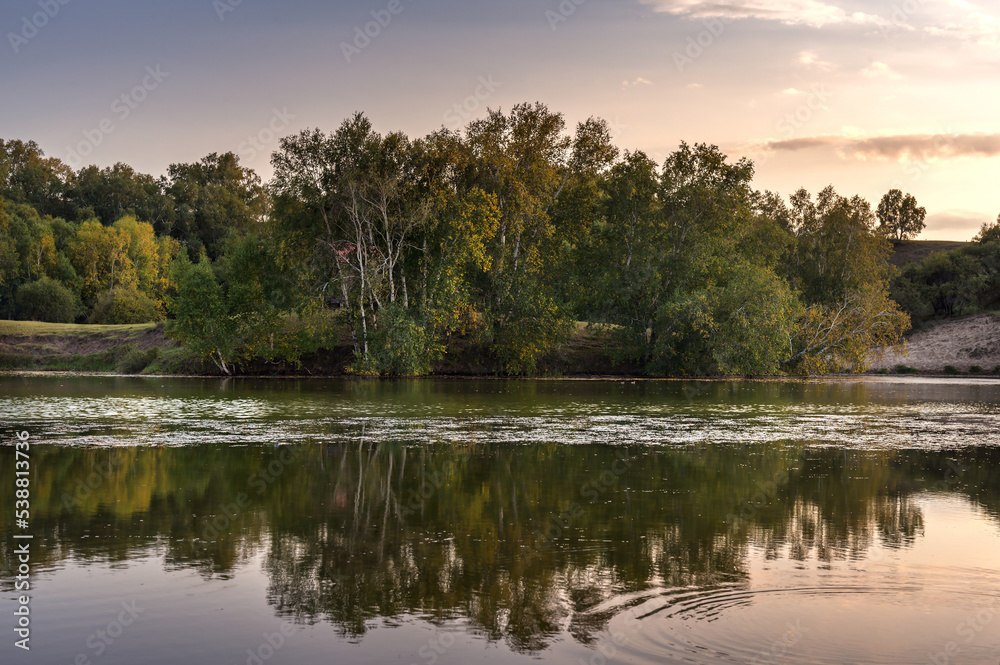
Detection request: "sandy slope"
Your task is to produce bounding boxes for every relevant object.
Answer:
[872,313,1000,373]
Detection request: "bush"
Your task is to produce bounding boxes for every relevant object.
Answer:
[970,365,984,374]
[349,305,439,377]
[90,288,162,324]
[16,277,78,323]
[117,346,160,374]
[944,365,960,375]
[894,364,919,374]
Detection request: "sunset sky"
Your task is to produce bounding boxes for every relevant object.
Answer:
[3,0,998,240]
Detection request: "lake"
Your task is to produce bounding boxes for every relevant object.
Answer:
[2,376,1000,664]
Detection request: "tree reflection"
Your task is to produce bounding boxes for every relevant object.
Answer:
[1,440,999,652]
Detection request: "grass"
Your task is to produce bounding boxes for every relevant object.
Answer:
[889,240,970,269]
[0,319,170,373]
[0,320,156,336]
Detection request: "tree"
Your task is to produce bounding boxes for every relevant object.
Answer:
[876,189,926,242]
[461,103,580,373]
[271,116,432,373]
[89,287,161,324]
[974,213,1000,245]
[167,152,267,259]
[0,139,75,218]
[167,236,318,374]
[16,276,78,323]
[785,187,909,372]
[69,163,175,231]
[167,255,237,374]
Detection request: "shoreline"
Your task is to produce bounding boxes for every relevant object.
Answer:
[4,369,999,382]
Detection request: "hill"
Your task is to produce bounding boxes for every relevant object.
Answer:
[889,240,970,268]
[871,313,1000,374]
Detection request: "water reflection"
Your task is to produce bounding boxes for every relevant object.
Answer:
[3,441,999,657]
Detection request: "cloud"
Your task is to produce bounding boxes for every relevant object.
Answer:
[641,0,884,28]
[861,61,902,79]
[761,132,1000,161]
[622,77,653,90]
[798,50,836,71]
[926,210,991,236]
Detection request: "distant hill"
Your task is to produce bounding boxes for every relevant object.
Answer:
[889,240,970,268]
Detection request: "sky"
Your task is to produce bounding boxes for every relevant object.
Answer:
[2,0,998,240]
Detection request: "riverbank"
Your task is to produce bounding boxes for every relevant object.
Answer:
[869,312,1000,375]
[0,319,633,377]
[5,314,999,379]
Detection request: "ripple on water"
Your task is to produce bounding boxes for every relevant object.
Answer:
[600,562,1000,665]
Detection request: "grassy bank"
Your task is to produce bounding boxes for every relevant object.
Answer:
[0,319,632,377]
[0,320,200,375]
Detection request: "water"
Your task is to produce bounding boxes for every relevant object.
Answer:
[2,376,1000,664]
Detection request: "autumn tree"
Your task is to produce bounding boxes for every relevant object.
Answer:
[784,187,909,372]
[876,189,926,242]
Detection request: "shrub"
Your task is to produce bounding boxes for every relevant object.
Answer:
[943,365,960,375]
[970,365,984,374]
[117,346,160,374]
[894,364,919,374]
[16,277,78,323]
[90,288,162,324]
[349,305,439,377]
[993,366,1000,375]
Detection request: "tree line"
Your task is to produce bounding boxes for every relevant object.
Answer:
[0,103,929,376]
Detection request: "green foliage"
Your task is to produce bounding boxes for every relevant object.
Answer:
[15,276,78,323]
[891,239,1000,323]
[1,110,915,377]
[167,152,267,259]
[894,364,919,374]
[349,304,438,376]
[877,189,926,242]
[167,235,318,374]
[944,365,960,375]
[70,163,175,231]
[970,365,983,374]
[89,287,162,324]
[166,255,237,373]
[116,345,160,374]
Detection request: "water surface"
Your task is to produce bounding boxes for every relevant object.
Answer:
[2,377,1000,664]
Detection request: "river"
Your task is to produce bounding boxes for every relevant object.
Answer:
[2,376,999,664]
